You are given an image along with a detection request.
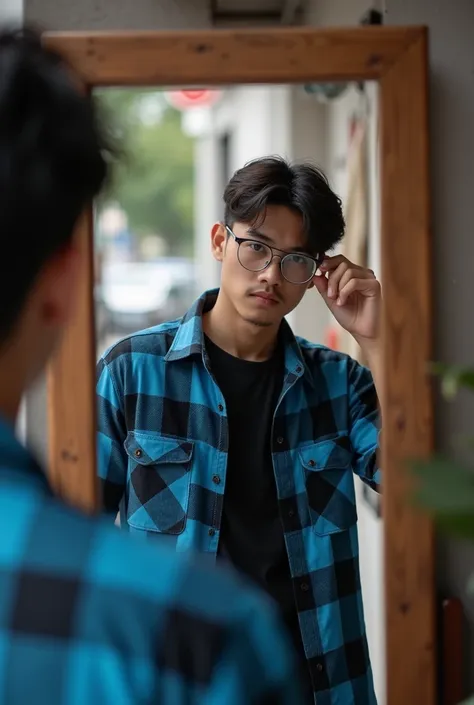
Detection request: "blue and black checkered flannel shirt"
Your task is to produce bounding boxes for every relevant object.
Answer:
[97,289,382,705]
[0,415,302,705]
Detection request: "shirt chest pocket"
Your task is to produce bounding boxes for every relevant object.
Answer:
[299,437,357,536]
[124,432,194,535]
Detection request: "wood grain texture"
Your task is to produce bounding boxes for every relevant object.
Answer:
[47,208,98,513]
[380,30,435,705]
[44,26,421,86]
[43,25,435,705]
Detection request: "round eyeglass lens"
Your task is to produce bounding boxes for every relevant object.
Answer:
[281,253,317,284]
[238,240,272,271]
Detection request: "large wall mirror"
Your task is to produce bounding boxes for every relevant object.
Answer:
[44,27,433,705]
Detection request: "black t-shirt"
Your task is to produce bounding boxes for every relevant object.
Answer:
[204,334,313,700]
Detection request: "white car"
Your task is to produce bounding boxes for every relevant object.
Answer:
[100,259,196,335]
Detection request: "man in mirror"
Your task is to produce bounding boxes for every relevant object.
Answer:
[0,28,303,705]
[97,156,382,704]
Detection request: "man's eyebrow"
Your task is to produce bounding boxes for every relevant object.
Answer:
[246,227,313,255]
[246,227,274,243]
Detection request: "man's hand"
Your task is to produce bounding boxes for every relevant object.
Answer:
[313,254,381,346]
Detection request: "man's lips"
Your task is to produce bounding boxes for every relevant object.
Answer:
[251,292,279,304]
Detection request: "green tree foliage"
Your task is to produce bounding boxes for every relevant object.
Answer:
[411,362,474,546]
[96,88,195,256]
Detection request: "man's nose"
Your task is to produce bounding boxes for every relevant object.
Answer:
[257,255,282,285]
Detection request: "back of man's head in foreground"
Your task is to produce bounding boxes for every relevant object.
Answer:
[0,28,110,397]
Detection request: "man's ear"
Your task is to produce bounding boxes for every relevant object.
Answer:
[37,241,81,327]
[210,222,227,262]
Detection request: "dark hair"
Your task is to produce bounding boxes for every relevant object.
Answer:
[223,156,345,255]
[0,27,112,341]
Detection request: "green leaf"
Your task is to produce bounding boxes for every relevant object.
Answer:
[435,513,474,541]
[411,456,474,510]
[409,456,474,540]
[430,362,474,399]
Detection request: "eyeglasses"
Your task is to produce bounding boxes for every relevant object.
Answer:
[225,225,322,285]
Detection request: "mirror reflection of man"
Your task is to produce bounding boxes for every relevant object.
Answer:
[0,30,303,705]
[98,156,382,704]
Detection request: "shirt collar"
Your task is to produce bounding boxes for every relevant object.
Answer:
[0,414,53,496]
[165,289,315,388]
[164,288,216,363]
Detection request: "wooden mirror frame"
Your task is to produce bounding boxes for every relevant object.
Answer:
[43,26,434,705]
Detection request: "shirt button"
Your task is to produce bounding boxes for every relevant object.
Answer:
[276,436,284,445]
[300,581,309,592]
[218,404,224,412]
[296,366,302,373]
[212,475,220,485]
[208,528,216,537]
[135,449,142,458]
[288,509,295,518]
[308,459,315,467]
[316,662,324,673]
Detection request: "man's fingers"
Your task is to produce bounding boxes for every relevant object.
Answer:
[312,272,329,299]
[319,255,347,272]
[336,267,375,295]
[337,278,380,306]
[320,254,370,274]
[326,262,348,299]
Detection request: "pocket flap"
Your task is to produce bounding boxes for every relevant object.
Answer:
[124,432,194,466]
[299,436,351,471]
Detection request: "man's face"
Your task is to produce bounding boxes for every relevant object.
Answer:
[211,205,315,328]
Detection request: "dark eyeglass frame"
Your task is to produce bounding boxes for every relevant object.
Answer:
[225,225,323,285]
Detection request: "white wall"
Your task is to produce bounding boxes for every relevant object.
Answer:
[2,0,23,24]
[189,109,224,293]
[25,0,211,31]
[225,85,292,173]
[305,0,384,26]
[289,87,332,344]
